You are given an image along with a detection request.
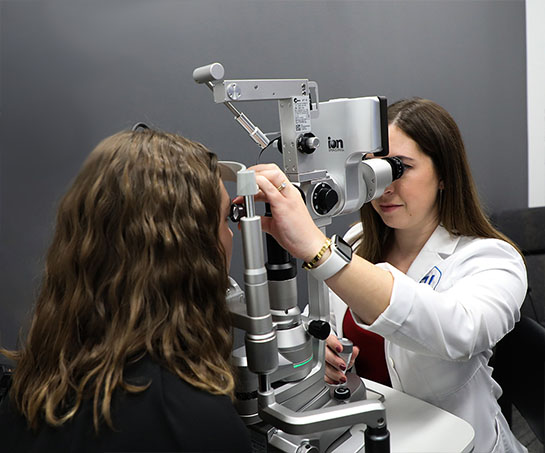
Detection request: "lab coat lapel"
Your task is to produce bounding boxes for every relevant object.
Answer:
[406,225,461,283]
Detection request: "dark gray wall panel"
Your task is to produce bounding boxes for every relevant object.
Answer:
[0,0,526,349]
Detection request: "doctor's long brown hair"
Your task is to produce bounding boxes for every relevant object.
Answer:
[1,129,233,431]
[357,98,518,262]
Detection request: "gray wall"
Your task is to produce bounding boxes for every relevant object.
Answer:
[0,0,527,350]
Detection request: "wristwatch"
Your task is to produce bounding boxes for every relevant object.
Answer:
[309,234,353,281]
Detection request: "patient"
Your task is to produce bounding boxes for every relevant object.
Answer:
[0,126,251,452]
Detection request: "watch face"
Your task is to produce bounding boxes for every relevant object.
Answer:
[335,236,353,262]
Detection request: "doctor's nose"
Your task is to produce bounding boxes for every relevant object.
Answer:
[383,182,395,195]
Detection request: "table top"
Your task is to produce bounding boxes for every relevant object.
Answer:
[363,379,475,453]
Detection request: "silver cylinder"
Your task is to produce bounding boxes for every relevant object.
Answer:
[246,332,279,375]
[241,216,264,269]
[192,62,225,84]
[268,277,298,311]
[337,337,353,374]
[361,158,396,202]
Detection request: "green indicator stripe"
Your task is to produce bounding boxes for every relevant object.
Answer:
[293,355,313,368]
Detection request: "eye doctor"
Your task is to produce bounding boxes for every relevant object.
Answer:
[251,98,528,453]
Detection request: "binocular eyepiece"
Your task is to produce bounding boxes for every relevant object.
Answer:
[383,156,405,181]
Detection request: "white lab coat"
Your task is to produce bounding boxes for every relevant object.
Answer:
[329,224,528,453]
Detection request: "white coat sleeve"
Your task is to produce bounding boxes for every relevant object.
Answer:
[352,239,528,361]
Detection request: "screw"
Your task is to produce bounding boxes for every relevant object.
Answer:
[226,83,242,100]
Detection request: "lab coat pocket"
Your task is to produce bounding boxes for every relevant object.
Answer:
[490,416,503,453]
[491,413,528,453]
[419,357,481,401]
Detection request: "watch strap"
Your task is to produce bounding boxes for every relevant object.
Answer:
[309,234,351,281]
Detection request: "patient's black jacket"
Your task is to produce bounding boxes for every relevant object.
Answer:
[0,356,252,453]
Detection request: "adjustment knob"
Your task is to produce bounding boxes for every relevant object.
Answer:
[229,203,246,222]
[308,320,331,340]
[297,133,320,154]
[313,183,339,215]
[334,386,351,400]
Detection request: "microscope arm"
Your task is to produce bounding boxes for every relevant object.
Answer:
[260,397,390,453]
[259,397,387,435]
[193,62,320,151]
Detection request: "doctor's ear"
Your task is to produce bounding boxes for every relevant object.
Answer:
[439,180,445,190]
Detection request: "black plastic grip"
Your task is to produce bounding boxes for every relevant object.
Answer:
[375,96,389,157]
[364,425,390,453]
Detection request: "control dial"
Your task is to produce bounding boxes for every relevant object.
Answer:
[307,320,331,340]
[312,183,339,215]
[297,133,320,154]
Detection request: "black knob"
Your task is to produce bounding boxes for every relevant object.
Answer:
[313,183,339,215]
[334,386,351,400]
[308,320,331,340]
[229,203,246,222]
[297,133,320,154]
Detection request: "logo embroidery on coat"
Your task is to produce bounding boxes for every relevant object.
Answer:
[419,266,442,289]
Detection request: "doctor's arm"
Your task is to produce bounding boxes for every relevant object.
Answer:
[251,164,394,325]
[355,243,528,360]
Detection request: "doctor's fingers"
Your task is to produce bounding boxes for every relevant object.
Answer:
[325,342,348,372]
[325,362,347,385]
[326,338,359,371]
[326,334,342,351]
[254,174,315,227]
[231,164,292,204]
[250,164,288,185]
[253,175,299,205]
[249,163,286,176]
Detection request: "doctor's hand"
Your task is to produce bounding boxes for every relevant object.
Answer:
[325,334,360,385]
[248,164,327,262]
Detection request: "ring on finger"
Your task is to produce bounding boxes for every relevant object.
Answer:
[276,181,287,192]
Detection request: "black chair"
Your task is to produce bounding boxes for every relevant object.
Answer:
[492,315,545,444]
[491,207,545,327]
[490,207,545,447]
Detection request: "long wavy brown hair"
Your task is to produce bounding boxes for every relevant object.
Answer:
[1,128,234,431]
[358,97,519,262]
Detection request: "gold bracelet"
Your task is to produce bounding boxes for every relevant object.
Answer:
[302,238,332,270]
